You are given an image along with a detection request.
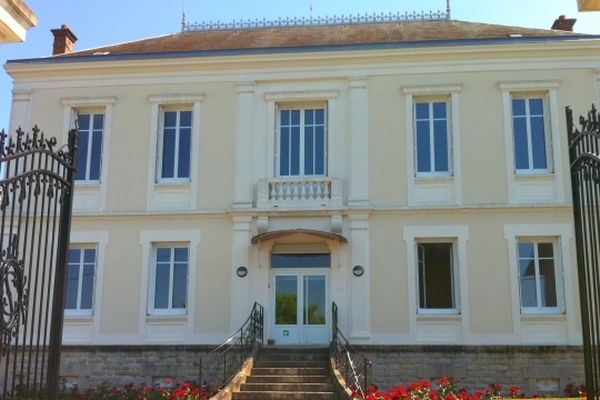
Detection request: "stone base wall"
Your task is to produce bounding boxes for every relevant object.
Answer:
[59,345,585,395]
[358,345,585,396]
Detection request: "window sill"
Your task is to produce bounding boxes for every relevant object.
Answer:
[64,314,93,323]
[74,182,101,189]
[417,312,461,320]
[521,312,566,321]
[514,172,554,180]
[155,181,191,189]
[146,313,188,323]
[415,176,453,183]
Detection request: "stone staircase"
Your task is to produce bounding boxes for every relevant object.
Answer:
[232,346,339,400]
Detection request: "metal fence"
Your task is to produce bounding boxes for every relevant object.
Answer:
[0,126,77,398]
[567,104,600,400]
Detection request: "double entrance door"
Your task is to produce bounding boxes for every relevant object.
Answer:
[270,251,331,345]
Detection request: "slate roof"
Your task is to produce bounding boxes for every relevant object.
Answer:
[62,19,583,58]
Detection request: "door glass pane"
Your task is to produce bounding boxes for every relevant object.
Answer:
[275,276,297,324]
[304,275,326,325]
[271,253,330,268]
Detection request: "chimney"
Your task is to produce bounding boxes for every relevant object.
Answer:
[51,24,78,55]
[551,15,576,32]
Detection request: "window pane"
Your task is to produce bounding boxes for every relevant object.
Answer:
[315,108,324,124]
[530,116,547,169]
[161,129,176,178]
[156,248,171,263]
[538,243,554,258]
[276,275,297,324]
[539,259,557,307]
[89,131,102,181]
[172,263,187,309]
[433,120,448,172]
[415,103,429,119]
[513,117,529,170]
[420,243,453,309]
[304,275,326,325]
[416,120,431,172]
[83,249,96,263]
[164,111,177,127]
[519,258,537,307]
[81,264,94,309]
[93,114,104,130]
[75,130,89,180]
[315,125,325,175]
[281,110,289,125]
[65,264,79,309]
[68,249,80,264]
[279,126,290,176]
[178,128,191,178]
[529,99,544,115]
[518,243,534,259]
[180,111,192,127]
[290,126,300,175]
[512,99,526,116]
[304,125,314,175]
[305,109,314,124]
[174,247,188,262]
[291,110,300,125]
[154,263,170,309]
[433,102,446,119]
[78,114,90,130]
[271,253,330,268]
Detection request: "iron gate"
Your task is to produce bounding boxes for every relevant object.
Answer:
[567,104,600,400]
[0,126,77,398]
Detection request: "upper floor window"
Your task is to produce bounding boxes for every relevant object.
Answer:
[75,112,104,182]
[277,106,327,177]
[158,109,192,181]
[150,245,188,315]
[517,239,563,314]
[65,246,96,316]
[511,95,551,173]
[414,99,451,176]
[417,241,459,314]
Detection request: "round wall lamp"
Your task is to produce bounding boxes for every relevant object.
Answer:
[352,265,365,277]
[236,266,248,278]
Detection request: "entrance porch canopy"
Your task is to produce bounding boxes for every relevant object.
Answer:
[250,229,348,244]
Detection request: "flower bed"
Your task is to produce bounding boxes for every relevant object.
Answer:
[351,378,588,400]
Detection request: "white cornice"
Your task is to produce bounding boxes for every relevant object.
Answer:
[61,96,117,106]
[402,84,462,94]
[264,90,339,101]
[147,93,204,103]
[498,80,561,91]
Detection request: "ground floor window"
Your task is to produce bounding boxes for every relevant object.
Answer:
[65,246,96,316]
[417,242,458,313]
[150,245,188,314]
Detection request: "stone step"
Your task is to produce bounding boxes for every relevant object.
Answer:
[255,360,326,368]
[251,367,328,375]
[246,375,331,383]
[240,382,334,392]
[257,353,329,362]
[232,391,337,400]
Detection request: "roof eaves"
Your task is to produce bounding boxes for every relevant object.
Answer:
[6,34,599,65]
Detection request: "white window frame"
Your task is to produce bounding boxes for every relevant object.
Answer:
[415,239,460,315]
[413,96,452,178]
[275,102,328,178]
[516,237,564,315]
[65,244,97,317]
[148,243,189,316]
[510,93,553,175]
[74,110,105,183]
[157,107,193,183]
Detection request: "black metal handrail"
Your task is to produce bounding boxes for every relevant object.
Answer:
[330,301,371,398]
[198,302,263,396]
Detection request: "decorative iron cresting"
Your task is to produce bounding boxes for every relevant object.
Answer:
[182,9,450,32]
[330,302,371,398]
[197,302,263,396]
[0,126,77,398]
[567,104,600,400]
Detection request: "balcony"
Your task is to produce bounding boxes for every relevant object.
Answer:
[257,177,342,208]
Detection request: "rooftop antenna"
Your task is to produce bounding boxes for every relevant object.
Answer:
[181,1,187,32]
[446,0,451,19]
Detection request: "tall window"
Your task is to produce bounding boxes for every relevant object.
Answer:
[159,109,192,181]
[278,107,326,177]
[414,100,450,176]
[65,246,96,315]
[75,112,104,182]
[517,240,562,313]
[417,242,458,313]
[150,246,188,314]
[512,96,550,172]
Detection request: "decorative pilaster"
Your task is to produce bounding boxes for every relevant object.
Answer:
[349,213,370,339]
[8,90,32,134]
[233,82,255,209]
[348,78,369,207]
[230,216,253,329]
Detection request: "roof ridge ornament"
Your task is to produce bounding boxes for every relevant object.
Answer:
[181,9,451,32]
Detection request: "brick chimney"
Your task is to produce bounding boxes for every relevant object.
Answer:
[51,24,78,55]
[551,15,576,31]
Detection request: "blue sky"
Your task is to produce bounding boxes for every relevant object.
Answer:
[1,0,599,132]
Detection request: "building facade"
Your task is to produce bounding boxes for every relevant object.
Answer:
[5,16,600,393]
